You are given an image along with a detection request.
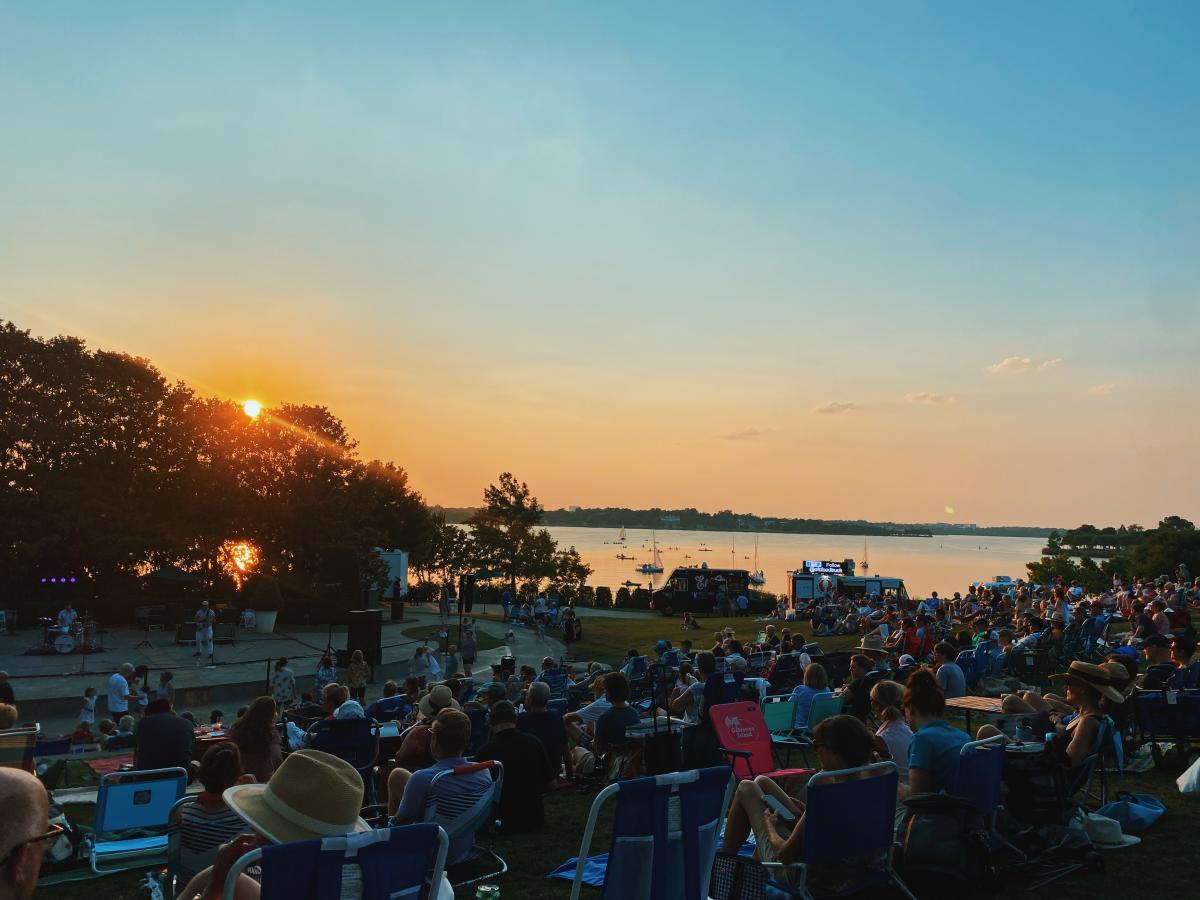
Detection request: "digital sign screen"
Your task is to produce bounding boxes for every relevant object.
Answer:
[804,560,845,575]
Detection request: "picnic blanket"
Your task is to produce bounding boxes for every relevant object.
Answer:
[86,754,133,776]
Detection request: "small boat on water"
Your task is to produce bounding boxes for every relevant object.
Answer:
[616,553,636,560]
[617,526,627,543]
[861,538,870,573]
[747,535,766,585]
[621,580,642,588]
[637,533,664,574]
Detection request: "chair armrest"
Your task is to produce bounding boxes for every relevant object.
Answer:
[718,746,753,760]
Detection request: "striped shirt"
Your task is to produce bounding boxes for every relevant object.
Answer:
[171,795,248,882]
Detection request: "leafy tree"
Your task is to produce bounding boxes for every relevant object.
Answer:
[468,473,548,592]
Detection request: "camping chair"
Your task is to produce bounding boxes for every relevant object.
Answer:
[803,694,844,733]
[309,718,380,802]
[221,823,449,900]
[950,735,1018,853]
[538,667,571,702]
[1133,688,1200,765]
[1084,716,1118,808]
[547,698,568,717]
[625,656,651,697]
[760,696,799,740]
[568,766,733,900]
[0,728,37,773]
[162,793,251,894]
[767,652,799,691]
[762,761,916,900]
[86,766,188,873]
[1009,649,1056,686]
[424,760,506,888]
[709,701,814,780]
[746,651,774,676]
[955,649,983,690]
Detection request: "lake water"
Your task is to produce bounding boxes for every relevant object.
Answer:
[544,526,1046,598]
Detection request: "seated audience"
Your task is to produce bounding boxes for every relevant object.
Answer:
[104,715,137,750]
[933,642,966,699]
[476,701,554,832]
[517,682,572,778]
[789,663,831,730]
[718,715,882,889]
[134,699,195,774]
[324,683,365,720]
[365,681,411,722]
[172,743,254,884]
[901,669,968,797]
[1139,635,1177,689]
[388,684,461,811]
[228,696,283,782]
[390,709,493,865]
[870,680,912,785]
[592,672,640,755]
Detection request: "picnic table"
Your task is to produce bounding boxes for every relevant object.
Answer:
[193,728,229,750]
[944,695,1004,733]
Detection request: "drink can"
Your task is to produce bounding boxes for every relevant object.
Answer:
[475,886,500,900]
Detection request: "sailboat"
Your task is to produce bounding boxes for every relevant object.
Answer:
[861,538,870,573]
[748,534,765,585]
[617,526,627,543]
[637,532,664,574]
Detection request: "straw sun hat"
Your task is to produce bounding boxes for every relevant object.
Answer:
[418,683,461,718]
[223,750,370,845]
[1048,661,1125,704]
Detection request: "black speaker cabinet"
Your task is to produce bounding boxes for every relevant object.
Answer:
[346,608,383,667]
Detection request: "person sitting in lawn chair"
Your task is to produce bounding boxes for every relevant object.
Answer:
[717,715,886,892]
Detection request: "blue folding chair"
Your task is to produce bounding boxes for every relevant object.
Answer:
[568,766,733,900]
[547,698,568,717]
[763,761,916,900]
[538,667,571,702]
[950,735,1017,852]
[425,760,506,887]
[955,649,982,689]
[222,823,449,900]
[309,718,380,802]
[87,767,188,873]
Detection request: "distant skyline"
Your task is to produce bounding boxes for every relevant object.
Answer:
[2,3,1198,526]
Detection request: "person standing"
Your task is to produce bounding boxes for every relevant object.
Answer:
[461,622,477,677]
[0,672,13,707]
[106,662,137,719]
[270,657,296,708]
[346,650,371,703]
[193,600,216,664]
[563,609,583,661]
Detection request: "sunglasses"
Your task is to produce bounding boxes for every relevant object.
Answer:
[1,823,63,867]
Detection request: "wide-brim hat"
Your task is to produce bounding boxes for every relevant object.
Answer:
[224,750,369,845]
[1049,661,1125,703]
[1084,814,1140,849]
[418,683,461,718]
[856,634,889,656]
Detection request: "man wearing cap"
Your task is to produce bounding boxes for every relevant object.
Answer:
[389,684,461,794]
[476,701,554,832]
[391,709,492,865]
[178,750,373,900]
[0,769,54,900]
[1140,635,1178,689]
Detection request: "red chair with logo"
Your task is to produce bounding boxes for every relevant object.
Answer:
[708,702,814,782]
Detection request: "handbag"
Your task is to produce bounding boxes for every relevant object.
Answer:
[710,851,769,900]
[1096,792,1165,832]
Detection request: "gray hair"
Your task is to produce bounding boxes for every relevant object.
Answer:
[120,662,136,675]
[526,682,550,707]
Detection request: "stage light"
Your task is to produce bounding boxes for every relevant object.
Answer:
[70,576,77,583]
[243,399,262,419]
[41,578,47,584]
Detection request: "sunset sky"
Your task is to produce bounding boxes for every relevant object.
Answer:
[3,3,1198,527]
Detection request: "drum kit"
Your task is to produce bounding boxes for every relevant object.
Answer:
[37,617,103,654]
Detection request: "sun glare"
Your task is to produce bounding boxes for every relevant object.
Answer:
[217,539,260,589]
[243,399,262,419]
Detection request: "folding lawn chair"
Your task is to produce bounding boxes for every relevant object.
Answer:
[309,718,380,803]
[950,735,1018,854]
[424,760,506,888]
[762,761,916,900]
[222,823,449,900]
[568,766,733,900]
[803,694,843,733]
[760,696,799,740]
[464,708,490,757]
[87,766,188,873]
[709,702,814,779]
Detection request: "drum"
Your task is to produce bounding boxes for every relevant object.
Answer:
[82,619,100,651]
[54,633,76,654]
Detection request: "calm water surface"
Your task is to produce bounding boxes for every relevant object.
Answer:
[544,526,1045,599]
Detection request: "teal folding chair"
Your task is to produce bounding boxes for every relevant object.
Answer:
[87,767,188,873]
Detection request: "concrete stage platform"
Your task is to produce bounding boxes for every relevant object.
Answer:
[2,608,566,731]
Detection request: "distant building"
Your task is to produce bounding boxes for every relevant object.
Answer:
[373,548,408,595]
[661,514,681,525]
[568,505,581,513]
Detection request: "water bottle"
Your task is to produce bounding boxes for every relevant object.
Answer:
[475,886,500,900]
[1015,720,1033,742]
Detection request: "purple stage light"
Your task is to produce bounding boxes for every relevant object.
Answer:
[41,577,47,584]
[70,576,77,583]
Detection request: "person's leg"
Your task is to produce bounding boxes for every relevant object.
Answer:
[719,778,763,853]
[178,868,261,900]
[385,767,413,817]
[976,724,1004,741]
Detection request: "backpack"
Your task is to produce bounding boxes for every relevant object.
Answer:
[897,793,995,897]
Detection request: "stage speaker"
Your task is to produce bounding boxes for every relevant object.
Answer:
[390,599,404,622]
[316,547,361,624]
[346,608,383,667]
[335,648,352,669]
[176,622,197,645]
[214,623,236,645]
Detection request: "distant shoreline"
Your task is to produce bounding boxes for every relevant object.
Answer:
[436,506,1056,540]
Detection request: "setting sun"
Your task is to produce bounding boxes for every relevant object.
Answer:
[243,399,262,419]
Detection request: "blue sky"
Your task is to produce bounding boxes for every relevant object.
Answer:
[2,2,1198,524]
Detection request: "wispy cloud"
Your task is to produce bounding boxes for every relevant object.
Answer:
[986,356,1064,374]
[1088,383,1116,396]
[720,427,764,441]
[812,402,858,415]
[904,392,957,406]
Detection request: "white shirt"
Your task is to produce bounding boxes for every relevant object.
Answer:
[575,697,612,725]
[195,607,216,630]
[79,695,96,724]
[876,718,913,784]
[58,608,78,628]
[107,672,130,713]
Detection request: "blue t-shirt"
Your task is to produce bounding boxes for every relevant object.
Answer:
[908,719,969,793]
[936,662,967,699]
[396,757,493,864]
[789,685,832,729]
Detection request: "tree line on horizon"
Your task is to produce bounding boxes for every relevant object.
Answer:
[1029,516,1199,591]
